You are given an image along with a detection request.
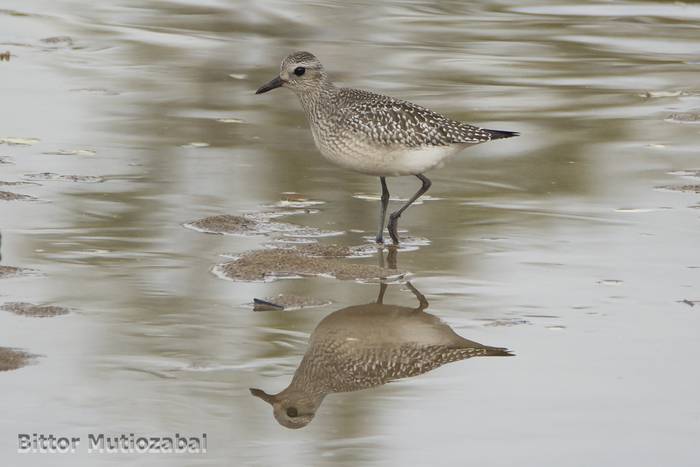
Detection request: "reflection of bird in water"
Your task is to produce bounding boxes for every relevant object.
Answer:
[251,281,513,429]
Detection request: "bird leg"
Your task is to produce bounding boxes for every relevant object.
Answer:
[387,174,432,245]
[406,282,429,311]
[375,176,390,244]
[376,282,388,304]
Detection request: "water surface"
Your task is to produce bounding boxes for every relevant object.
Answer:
[1,1,699,465]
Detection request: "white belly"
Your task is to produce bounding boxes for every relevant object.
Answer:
[313,131,470,176]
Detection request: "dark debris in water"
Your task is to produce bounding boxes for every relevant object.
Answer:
[0,190,36,201]
[0,180,39,186]
[677,299,699,308]
[1,302,70,318]
[40,36,74,47]
[23,173,105,183]
[214,246,404,282]
[185,214,262,235]
[0,347,35,372]
[483,318,532,327]
[253,294,331,311]
[665,113,700,124]
[0,51,10,61]
[0,266,28,279]
[658,185,700,194]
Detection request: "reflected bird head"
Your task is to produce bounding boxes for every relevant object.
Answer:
[250,387,318,429]
[256,51,327,95]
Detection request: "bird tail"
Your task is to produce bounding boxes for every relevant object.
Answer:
[486,129,519,140]
[480,345,515,357]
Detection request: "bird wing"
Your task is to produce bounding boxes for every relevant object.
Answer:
[338,88,496,147]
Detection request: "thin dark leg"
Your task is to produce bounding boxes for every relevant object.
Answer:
[406,282,429,311]
[387,174,432,245]
[376,282,388,304]
[375,177,390,244]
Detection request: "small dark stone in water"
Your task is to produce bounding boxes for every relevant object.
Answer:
[1,302,70,318]
[253,294,331,311]
[253,298,285,311]
[0,190,35,201]
[0,51,10,61]
[0,347,35,371]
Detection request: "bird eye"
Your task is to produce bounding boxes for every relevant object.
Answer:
[286,407,299,417]
[293,66,306,77]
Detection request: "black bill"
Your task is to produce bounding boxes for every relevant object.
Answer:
[255,75,284,94]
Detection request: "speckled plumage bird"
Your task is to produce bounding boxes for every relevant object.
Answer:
[250,282,512,429]
[256,51,518,244]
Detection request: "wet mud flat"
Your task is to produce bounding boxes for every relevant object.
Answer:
[1,302,70,318]
[184,211,339,238]
[214,244,405,282]
[0,347,35,371]
[186,198,410,283]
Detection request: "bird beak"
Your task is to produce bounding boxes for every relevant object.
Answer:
[255,75,285,94]
[250,388,276,404]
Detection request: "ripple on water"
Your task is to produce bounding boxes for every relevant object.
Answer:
[263,193,325,209]
[667,170,700,179]
[42,149,97,156]
[353,193,442,204]
[216,117,246,124]
[0,137,39,146]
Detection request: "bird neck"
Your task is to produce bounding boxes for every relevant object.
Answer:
[296,79,337,121]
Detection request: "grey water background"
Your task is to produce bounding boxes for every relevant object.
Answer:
[1,0,699,465]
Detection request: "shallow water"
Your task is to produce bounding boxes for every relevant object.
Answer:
[1,0,699,465]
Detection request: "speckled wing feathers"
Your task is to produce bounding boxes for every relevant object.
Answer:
[337,88,503,147]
